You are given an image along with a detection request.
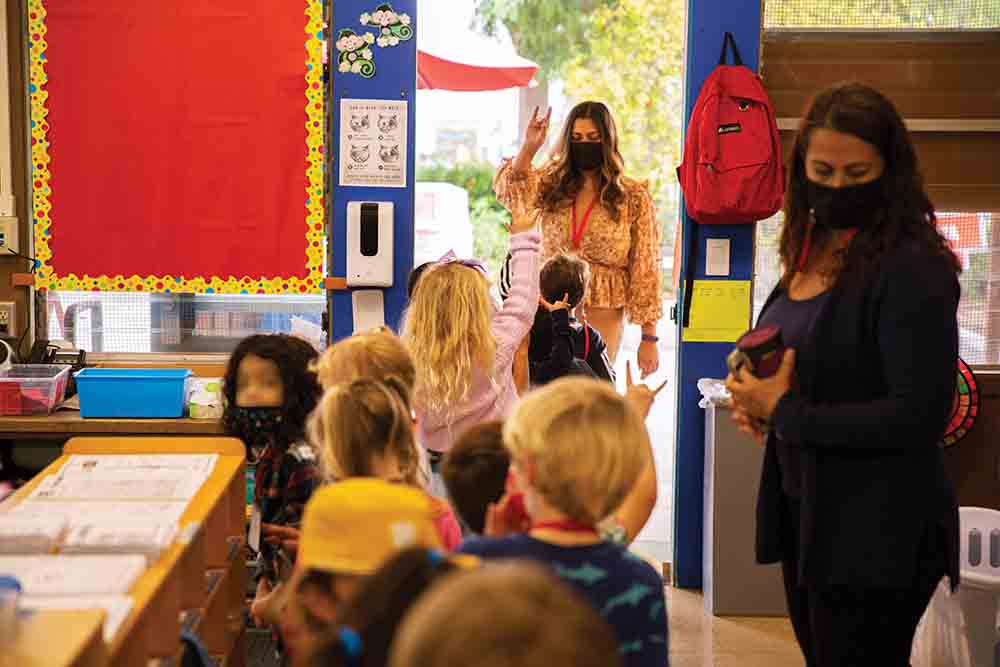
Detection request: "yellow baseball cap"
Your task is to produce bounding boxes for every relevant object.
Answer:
[298,478,442,575]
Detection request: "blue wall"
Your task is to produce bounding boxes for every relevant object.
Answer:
[329,0,418,340]
[672,1,762,588]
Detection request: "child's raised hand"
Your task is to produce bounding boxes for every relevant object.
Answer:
[539,293,571,312]
[484,492,531,537]
[625,361,668,419]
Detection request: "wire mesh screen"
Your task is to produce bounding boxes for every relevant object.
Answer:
[753,212,1000,366]
[46,292,326,354]
[764,0,1000,29]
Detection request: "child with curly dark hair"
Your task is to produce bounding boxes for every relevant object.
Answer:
[222,334,323,628]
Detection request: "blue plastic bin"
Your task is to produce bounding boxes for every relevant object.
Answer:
[75,368,192,419]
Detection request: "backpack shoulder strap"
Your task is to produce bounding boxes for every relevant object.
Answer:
[718,32,743,66]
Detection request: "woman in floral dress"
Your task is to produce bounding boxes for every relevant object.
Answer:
[495,101,663,377]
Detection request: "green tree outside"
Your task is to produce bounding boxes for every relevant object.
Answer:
[562,0,686,294]
[415,162,511,277]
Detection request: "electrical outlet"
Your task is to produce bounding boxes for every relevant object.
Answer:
[0,217,18,255]
[0,302,15,338]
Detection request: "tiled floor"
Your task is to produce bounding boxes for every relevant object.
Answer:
[667,587,804,667]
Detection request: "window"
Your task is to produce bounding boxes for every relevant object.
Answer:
[45,292,326,354]
[752,212,1000,365]
[764,0,1000,30]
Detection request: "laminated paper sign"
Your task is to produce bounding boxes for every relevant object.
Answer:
[339,99,408,188]
[681,280,752,343]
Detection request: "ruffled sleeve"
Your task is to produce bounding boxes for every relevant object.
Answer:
[493,158,543,215]
[625,182,664,327]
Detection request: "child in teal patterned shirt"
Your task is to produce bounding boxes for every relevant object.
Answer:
[459,378,668,667]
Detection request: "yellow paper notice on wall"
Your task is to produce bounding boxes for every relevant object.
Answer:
[681,280,752,343]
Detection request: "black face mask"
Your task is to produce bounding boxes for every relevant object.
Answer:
[569,141,604,172]
[806,178,885,230]
[229,406,285,457]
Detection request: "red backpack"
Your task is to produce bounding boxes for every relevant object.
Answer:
[677,32,783,224]
[676,33,783,325]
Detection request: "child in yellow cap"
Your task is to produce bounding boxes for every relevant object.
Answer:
[273,478,441,663]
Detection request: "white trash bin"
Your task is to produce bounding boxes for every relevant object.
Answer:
[912,507,1000,666]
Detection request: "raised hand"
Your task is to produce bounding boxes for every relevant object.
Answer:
[523,106,552,156]
[539,292,572,312]
[625,361,668,419]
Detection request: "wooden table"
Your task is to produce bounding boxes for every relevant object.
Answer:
[6,437,247,667]
[0,413,224,440]
[6,610,109,667]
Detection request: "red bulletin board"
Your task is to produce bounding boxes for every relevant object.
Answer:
[28,1,326,294]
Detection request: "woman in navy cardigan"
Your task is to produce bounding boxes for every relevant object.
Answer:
[727,83,960,666]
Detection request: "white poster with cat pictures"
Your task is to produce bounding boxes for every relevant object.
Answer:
[339,98,408,188]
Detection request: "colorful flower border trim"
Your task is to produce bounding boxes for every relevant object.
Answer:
[27,0,326,295]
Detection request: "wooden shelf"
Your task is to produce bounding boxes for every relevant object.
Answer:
[6,436,247,666]
[8,610,109,667]
[0,412,225,439]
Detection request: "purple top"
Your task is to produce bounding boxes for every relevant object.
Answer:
[758,289,830,497]
[418,230,541,453]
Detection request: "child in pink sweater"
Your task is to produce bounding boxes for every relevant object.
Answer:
[403,216,540,455]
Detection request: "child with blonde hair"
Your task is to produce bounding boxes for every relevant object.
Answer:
[313,326,415,395]
[402,214,540,454]
[458,377,668,667]
[308,377,462,549]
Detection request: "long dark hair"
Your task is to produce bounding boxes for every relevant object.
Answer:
[779,82,960,288]
[221,334,321,448]
[538,101,627,222]
[304,548,462,667]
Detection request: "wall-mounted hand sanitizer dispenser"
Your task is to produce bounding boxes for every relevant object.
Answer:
[347,201,394,287]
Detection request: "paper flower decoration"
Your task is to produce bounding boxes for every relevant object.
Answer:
[335,29,376,78]
[360,3,413,47]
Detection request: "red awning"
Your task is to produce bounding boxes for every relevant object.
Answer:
[417,30,538,91]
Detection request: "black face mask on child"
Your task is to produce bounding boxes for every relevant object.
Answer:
[230,407,285,455]
[570,141,604,172]
[806,178,886,230]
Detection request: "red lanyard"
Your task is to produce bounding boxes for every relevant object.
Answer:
[570,198,598,249]
[796,226,858,272]
[532,520,598,535]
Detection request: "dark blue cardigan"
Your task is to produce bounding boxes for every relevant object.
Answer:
[756,241,960,590]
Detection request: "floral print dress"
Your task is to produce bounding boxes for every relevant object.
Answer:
[493,159,663,327]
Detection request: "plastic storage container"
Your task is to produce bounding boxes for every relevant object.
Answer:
[75,368,192,418]
[0,365,71,415]
[912,506,1000,666]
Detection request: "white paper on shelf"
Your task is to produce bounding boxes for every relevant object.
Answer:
[28,472,203,502]
[0,514,67,554]
[3,501,189,523]
[0,555,145,595]
[20,595,134,643]
[59,454,218,479]
[61,520,177,560]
